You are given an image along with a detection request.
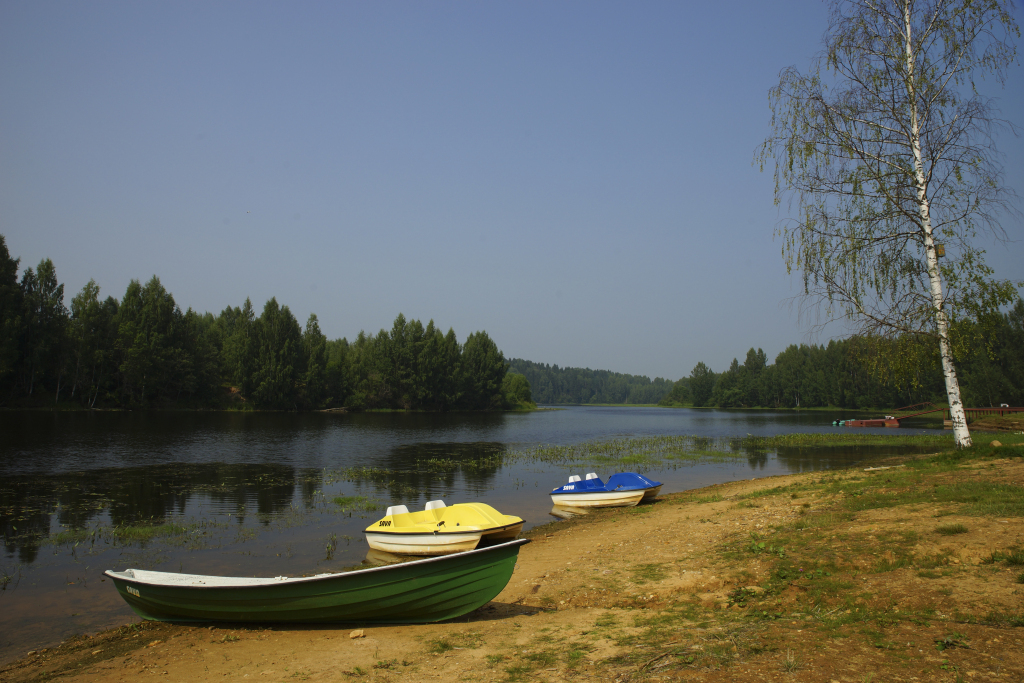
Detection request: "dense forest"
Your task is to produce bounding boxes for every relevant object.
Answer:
[508,359,674,405]
[509,307,1024,411]
[660,305,1024,410]
[5,233,1019,413]
[0,235,534,411]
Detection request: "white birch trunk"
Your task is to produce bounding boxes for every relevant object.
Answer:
[904,2,972,448]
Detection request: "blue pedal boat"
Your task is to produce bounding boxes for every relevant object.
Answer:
[607,472,663,501]
[549,472,662,508]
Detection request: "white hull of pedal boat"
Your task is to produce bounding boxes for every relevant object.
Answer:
[548,489,644,508]
[364,501,525,556]
[480,523,524,543]
[641,485,663,501]
[364,531,483,555]
[549,505,589,520]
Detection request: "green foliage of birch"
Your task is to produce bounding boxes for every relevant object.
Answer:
[758,0,1021,446]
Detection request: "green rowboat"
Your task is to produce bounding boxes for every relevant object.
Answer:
[104,538,528,624]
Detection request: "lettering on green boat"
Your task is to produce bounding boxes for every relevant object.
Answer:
[127,586,140,597]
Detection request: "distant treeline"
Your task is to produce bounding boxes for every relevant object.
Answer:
[661,304,1024,410]
[0,235,534,411]
[508,358,674,405]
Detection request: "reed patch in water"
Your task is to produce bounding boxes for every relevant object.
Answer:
[43,519,224,548]
[506,436,746,470]
[330,495,383,512]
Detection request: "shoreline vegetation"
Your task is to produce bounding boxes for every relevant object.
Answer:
[0,235,536,413]
[509,306,1024,412]
[2,434,1022,681]
[5,231,1019,415]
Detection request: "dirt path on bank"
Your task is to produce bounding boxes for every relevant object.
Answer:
[3,451,1022,683]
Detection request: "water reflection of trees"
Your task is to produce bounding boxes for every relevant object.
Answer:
[745,450,769,469]
[725,439,931,474]
[338,442,506,507]
[0,463,306,564]
[771,445,924,473]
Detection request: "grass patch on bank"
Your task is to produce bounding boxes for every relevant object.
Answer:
[835,480,1024,516]
[426,630,483,654]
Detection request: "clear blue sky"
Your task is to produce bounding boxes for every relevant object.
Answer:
[2,1,1022,380]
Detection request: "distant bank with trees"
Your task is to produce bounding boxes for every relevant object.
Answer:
[508,313,1024,412]
[5,234,1020,414]
[661,307,1024,411]
[0,235,534,412]
[508,359,674,405]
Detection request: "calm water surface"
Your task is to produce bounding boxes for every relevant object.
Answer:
[0,407,943,662]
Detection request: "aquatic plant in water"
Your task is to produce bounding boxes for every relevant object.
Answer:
[331,495,383,512]
[505,436,746,470]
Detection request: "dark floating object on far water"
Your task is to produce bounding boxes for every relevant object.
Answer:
[105,539,529,625]
[833,417,900,427]
[549,472,662,508]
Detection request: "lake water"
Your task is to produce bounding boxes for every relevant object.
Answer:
[0,406,944,662]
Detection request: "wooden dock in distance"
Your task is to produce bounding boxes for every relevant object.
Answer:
[844,417,901,428]
[842,403,1024,428]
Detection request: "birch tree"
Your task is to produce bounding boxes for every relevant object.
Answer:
[758,0,1021,447]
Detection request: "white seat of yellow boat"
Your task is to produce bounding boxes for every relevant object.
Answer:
[364,500,524,556]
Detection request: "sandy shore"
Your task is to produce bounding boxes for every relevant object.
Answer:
[2,450,1022,682]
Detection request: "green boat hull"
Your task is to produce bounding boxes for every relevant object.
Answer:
[105,539,528,624]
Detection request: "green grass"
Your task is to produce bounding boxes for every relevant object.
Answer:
[935,523,968,535]
[524,651,557,666]
[823,474,1024,517]
[695,493,724,504]
[504,664,531,681]
[425,631,483,654]
[566,649,586,669]
[984,548,1024,566]
[630,563,668,584]
[793,511,852,530]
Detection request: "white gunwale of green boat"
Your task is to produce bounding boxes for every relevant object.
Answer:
[104,538,530,590]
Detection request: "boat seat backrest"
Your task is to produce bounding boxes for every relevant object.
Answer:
[386,505,410,517]
[425,500,447,511]
[585,472,599,480]
[568,475,582,483]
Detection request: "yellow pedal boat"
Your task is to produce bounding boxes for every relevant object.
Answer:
[364,500,524,556]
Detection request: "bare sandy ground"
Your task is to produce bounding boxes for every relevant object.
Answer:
[3,453,1022,682]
